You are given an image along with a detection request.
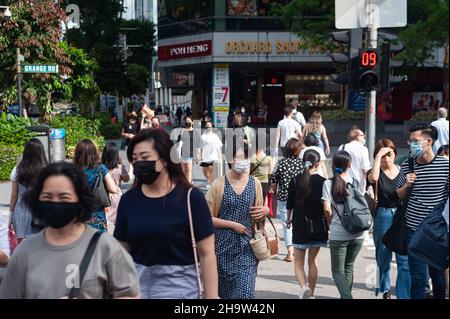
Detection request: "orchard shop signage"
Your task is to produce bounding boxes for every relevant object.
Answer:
[158,40,212,60]
[225,40,310,54]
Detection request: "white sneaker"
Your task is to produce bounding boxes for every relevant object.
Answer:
[298,286,312,299]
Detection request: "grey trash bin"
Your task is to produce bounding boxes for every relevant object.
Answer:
[50,128,66,162]
[27,125,51,162]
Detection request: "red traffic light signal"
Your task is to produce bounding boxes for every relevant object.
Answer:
[360,49,378,68]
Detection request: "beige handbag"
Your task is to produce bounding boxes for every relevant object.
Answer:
[187,188,204,299]
[250,216,279,261]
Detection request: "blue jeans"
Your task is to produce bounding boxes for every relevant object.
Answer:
[373,207,411,298]
[277,200,292,248]
[405,227,447,299]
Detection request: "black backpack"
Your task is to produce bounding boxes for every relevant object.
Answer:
[333,179,373,233]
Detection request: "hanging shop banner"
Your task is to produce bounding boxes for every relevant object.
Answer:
[213,64,229,86]
[213,86,230,108]
[214,111,229,128]
[158,40,212,61]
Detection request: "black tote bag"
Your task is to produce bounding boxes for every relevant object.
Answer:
[382,156,414,256]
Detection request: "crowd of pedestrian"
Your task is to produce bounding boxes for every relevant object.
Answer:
[0,104,448,300]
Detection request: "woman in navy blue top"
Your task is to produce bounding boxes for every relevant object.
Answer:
[114,129,218,299]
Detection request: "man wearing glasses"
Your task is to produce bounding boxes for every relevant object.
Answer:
[397,124,449,299]
[338,126,371,193]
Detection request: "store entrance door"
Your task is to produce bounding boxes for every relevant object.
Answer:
[263,75,285,126]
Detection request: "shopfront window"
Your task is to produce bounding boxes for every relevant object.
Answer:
[285,75,340,109]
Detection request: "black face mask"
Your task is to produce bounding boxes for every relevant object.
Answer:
[185,122,192,128]
[133,160,161,185]
[37,201,80,229]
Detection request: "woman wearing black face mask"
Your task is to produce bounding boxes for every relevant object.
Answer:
[0,162,140,299]
[177,116,202,183]
[114,129,218,299]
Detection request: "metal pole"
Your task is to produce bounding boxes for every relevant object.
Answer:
[16,48,23,117]
[366,25,377,160]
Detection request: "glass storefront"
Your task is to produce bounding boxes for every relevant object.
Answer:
[285,75,340,109]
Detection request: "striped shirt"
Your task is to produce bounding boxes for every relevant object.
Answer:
[398,156,449,231]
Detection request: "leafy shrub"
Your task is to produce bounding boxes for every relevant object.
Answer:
[0,112,35,147]
[410,111,436,121]
[86,113,122,140]
[0,143,22,182]
[320,110,365,121]
[100,123,122,140]
[51,115,105,158]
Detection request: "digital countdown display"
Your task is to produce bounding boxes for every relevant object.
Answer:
[359,49,378,68]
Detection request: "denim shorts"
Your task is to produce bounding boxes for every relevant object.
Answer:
[293,241,328,250]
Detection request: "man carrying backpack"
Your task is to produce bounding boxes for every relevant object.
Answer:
[397,124,449,299]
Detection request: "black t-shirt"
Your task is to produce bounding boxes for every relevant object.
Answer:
[287,174,328,244]
[114,186,214,266]
[367,168,400,208]
[122,121,140,144]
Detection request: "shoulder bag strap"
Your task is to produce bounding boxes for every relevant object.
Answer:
[250,156,266,176]
[69,231,102,299]
[187,188,204,299]
[374,179,378,204]
[331,203,343,223]
[405,156,415,200]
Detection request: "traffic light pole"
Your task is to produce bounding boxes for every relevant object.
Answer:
[365,25,378,160]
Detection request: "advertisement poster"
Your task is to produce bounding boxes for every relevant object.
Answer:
[227,0,257,16]
[172,72,194,87]
[213,86,230,107]
[412,92,443,113]
[349,91,367,111]
[214,111,229,128]
[213,64,229,86]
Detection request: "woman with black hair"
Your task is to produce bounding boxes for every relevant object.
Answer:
[322,151,366,299]
[74,140,118,233]
[269,138,304,262]
[0,162,140,299]
[9,138,48,243]
[177,116,202,183]
[286,149,327,299]
[101,142,130,233]
[114,129,218,299]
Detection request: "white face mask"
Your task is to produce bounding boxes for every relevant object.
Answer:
[232,159,250,174]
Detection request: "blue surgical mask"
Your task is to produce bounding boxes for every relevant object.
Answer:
[361,138,366,146]
[410,141,424,157]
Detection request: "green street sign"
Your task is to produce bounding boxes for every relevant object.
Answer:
[22,64,59,73]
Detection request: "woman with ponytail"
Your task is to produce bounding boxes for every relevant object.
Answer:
[286,149,328,299]
[321,151,366,299]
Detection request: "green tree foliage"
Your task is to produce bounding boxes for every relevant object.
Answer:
[120,19,155,71]
[0,0,72,122]
[126,63,150,95]
[60,42,101,113]
[275,0,449,67]
[64,0,127,94]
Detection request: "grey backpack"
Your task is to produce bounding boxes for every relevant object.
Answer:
[333,179,373,233]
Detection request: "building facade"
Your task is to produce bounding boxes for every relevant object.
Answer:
[156,0,446,126]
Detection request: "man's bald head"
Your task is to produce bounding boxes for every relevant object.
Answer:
[438,107,448,119]
[347,126,365,143]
